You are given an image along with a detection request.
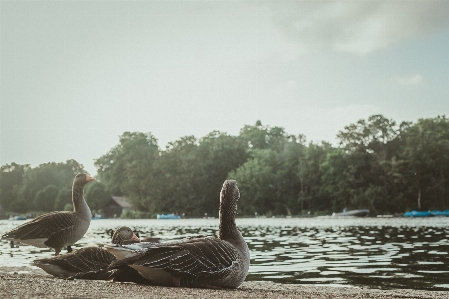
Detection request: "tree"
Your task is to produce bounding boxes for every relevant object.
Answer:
[3,115,449,216]
[84,182,111,212]
[34,185,59,212]
[229,149,278,215]
[230,136,305,216]
[148,135,199,215]
[17,160,85,207]
[239,121,290,152]
[8,199,30,214]
[320,149,351,212]
[333,115,409,214]
[298,142,333,213]
[0,163,30,210]
[401,116,449,210]
[95,131,160,211]
[54,187,72,211]
[193,131,249,216]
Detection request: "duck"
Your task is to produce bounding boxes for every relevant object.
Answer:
[2,173,95,255]
[33,226,143,281]
[106,180,250,288]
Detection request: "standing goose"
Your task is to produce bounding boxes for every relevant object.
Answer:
[106,180,250,288]
[2,173,95,255]
[33,226,142,281]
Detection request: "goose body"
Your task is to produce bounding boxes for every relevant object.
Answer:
[106,180,250,288]
[2,174,95,255]
[33,247,116,279]
[33,226,142,281]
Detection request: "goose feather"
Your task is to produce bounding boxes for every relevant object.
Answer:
[106,180,250,288]
[2,174,95,255]
[33,226,146,282]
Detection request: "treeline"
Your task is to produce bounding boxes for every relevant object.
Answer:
[1,115,449,217]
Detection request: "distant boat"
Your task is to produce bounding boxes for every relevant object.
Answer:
[377,215,393,218]
[157,214,181,219]
[92,213,107,220]
[403,210,449,217]
[8,215,27,220]
[403,210,433,217]
[332,209,369,217]
[431,210,449,217]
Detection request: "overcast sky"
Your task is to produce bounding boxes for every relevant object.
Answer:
[1,1,449,175]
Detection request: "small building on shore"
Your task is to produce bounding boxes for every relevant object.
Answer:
[102,196,133,218]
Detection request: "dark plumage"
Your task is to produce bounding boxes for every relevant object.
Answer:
[111,226,141,245]
[106,180,250,288]
[107,229,161,244]
[34,247,116,279]
[33,226,143,281]
[2,174,95,255]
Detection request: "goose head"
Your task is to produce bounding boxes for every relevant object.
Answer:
[112,226,141,245]
[73,173,96,186]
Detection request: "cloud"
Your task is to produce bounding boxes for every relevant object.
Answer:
[392,74,424,86]
[267,1,449,54]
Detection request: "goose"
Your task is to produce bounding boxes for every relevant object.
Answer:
[33,226,142,281]
[111,226,141,245]
[106,180,250,288]
[106,229,161,244]
[2,173,95,255]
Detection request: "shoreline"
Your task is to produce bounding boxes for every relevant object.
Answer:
[0,267,447,299]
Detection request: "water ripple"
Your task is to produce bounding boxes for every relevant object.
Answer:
[1,217,449,290]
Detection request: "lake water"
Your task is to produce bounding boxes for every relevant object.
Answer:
[1,217,448,290]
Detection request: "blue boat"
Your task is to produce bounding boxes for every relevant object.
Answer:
[157,214,181,219]
[403,210,433,217]
[430,210,449,217]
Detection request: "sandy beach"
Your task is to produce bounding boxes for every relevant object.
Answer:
[0,267,447,299]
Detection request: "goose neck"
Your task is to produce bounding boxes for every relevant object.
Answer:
[218,203,237,240]
[72,185,86,212]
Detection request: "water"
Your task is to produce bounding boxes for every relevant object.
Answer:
[1,217,448,290]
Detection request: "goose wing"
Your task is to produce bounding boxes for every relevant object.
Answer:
[111,237,239,287]
[33,246,150,282]
[34,247,116,274]
[2,211,77,243]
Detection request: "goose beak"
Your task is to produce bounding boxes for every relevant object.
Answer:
[86,175,96,182]
[131,233,141,243]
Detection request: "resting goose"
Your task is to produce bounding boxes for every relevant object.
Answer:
[33,226,142,280]
[2,173,95,255]
[106,229,161,244]
[111,226,142,245]
[106,180,250,288]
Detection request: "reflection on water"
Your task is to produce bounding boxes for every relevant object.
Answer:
[1,217,448,290]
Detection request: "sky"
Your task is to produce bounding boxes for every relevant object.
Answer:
[1,1,449,175]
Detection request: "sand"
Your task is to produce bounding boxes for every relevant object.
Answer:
[0,267,447,299]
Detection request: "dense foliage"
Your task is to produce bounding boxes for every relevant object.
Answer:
[1,115,448,217]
